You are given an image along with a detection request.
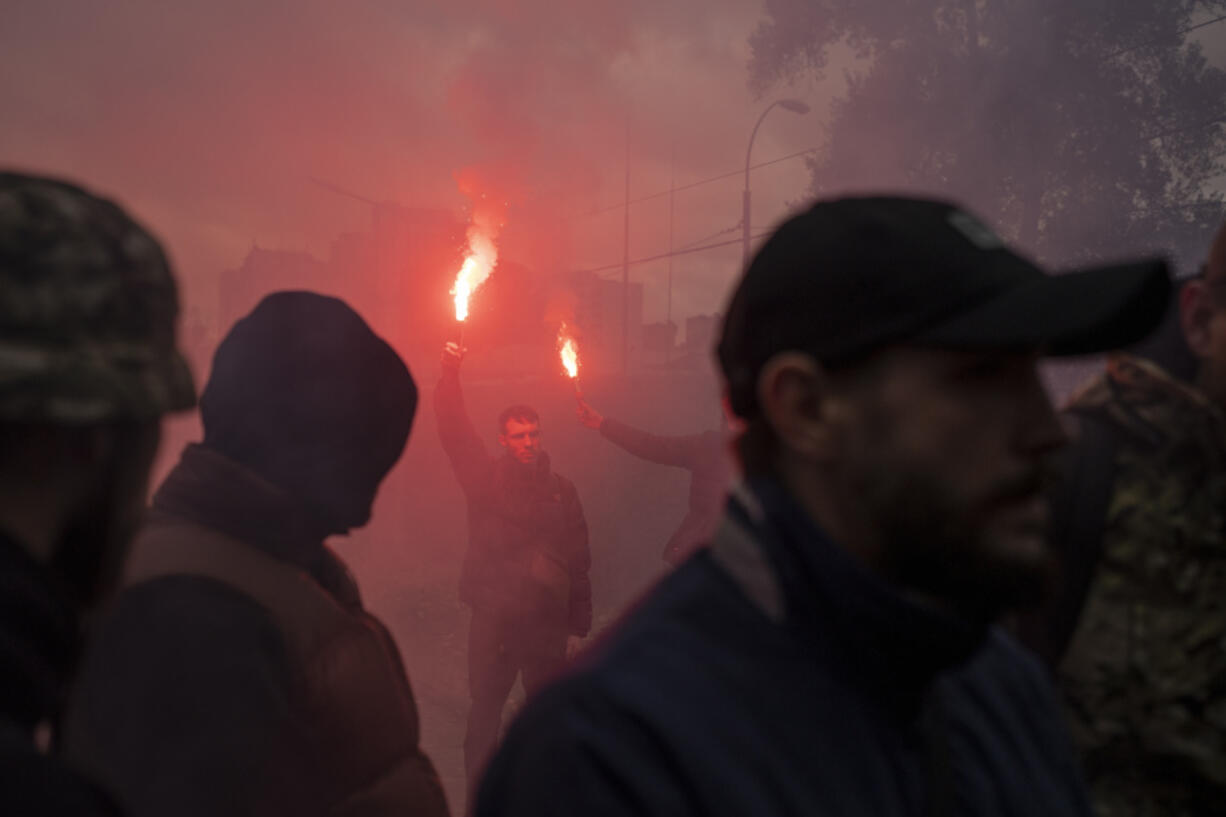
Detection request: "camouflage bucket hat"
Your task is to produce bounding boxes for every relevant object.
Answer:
[0,172,196,422]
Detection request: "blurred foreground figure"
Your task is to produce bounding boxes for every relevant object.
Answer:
[476,196,1170,817]
[434,342,590,792]
[0,171,195,815]
[66,292,449,817]
[1019,226,1226,815]
[576,396,730,564]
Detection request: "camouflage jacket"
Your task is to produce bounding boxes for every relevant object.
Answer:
[1058,354,1226,817]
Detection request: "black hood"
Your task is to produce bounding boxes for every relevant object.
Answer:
[200,291,416,533]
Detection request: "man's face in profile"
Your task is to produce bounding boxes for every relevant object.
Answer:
[832,346,1067,615]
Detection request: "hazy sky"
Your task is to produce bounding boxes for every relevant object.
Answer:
[5,2,1226,332]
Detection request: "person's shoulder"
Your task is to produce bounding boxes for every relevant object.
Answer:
[110,573,277,624]
[479,557,819,816]
[477,668,690,816]
[70,575,295,740]
[481,594,723,817]
[561,553,791,712]
[89,575,286,664]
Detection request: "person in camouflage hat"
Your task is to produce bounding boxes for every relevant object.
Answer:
[1056,356,1226,817]
[1019,230,1226,816]
[0,172,194,423]
[0,171,194,816]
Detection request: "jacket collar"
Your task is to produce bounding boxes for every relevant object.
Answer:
[735,478,986,716]
[152,444,359,605]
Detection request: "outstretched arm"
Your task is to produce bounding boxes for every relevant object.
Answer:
[433,343,494,499]
[577,396,706,469]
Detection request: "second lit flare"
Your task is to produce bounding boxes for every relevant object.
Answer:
[558,325,581,394]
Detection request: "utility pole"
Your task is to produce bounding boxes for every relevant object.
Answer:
[622,121,631,376]
[666,146,675,365]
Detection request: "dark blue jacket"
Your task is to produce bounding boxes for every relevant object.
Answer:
[476,479,1092,817]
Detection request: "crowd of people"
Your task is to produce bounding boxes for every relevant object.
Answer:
[1,169,1221,817]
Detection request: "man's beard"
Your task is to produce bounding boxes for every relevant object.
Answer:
[846,456,1056,621]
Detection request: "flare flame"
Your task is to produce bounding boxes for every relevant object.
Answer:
[558,325,580,379]
[451,228,498,322]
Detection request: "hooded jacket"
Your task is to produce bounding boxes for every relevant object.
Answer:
[434,371,591,635]
[64,292,447,817]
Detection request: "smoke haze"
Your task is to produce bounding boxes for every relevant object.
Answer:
[8,2,1226,808]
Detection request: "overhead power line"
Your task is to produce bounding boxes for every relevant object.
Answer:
[677,222,741,251]
[576,148,818,218]
[577,232,774,277]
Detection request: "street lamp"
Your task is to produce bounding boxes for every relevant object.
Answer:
[743,98,810,266]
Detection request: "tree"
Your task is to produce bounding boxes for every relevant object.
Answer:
[750,0,1226,271]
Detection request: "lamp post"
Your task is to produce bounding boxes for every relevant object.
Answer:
[743,99,810,266]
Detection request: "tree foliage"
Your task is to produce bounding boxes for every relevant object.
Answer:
[750,0,1226,269]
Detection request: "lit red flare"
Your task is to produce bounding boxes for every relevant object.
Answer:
[558,325,580,380]
[451,228,498,322]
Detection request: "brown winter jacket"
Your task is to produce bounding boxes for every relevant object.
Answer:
[65,445,449,817]
[434,372,591,635]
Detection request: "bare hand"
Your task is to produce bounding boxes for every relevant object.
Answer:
[440,341,465,373]
[576,397,603,430]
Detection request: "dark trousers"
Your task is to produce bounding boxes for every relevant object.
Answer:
[464,606,568,791]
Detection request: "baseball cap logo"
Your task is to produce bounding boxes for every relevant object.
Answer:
[948,211,1004,250]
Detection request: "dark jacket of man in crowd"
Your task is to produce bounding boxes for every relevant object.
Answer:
[582,402,730,564]
[434,350,590,788]
[480,481,1093,817]
[475,197,1169,817]
[65,292,449,817]
[0,172,196,817]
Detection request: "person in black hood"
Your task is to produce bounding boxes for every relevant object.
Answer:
[475,196,1171,817]
[64,291,450,817]
[433,341,590,794]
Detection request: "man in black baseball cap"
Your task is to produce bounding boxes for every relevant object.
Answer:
[474,195,1168,817]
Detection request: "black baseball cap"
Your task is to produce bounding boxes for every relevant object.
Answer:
[718,195,1171,418]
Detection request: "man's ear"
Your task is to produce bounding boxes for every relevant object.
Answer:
[756,352,841,461]
[1181,279,1214,359]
